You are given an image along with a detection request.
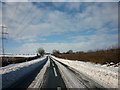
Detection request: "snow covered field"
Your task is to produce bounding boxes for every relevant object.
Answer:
[51,56,119,88]
[0,54,37,57]
[0,56,47,88]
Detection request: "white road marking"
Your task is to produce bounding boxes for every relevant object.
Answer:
[52,63,54,67]
[57,87,61,90]
[53,67,58,77]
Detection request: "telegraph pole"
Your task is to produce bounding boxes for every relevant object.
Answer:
[0,25,7,61]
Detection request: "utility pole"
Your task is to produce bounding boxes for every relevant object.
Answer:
[0,25,7,61]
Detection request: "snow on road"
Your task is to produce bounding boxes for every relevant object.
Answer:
[1,56,47,88]
[1,55,119,88]
[54,59,87,88]
[51,56,118,88]
[28,57,50,88]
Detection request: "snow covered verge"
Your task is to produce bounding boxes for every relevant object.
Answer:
[0,54,36,57]
[51,55,119,88]
[28,57,50,88]
[0,56,47,88]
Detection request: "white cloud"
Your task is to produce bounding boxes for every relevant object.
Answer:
[1,2,118,54]
[2,0,29,2]
[2,2,118,41]
[71,28,118,42]
[0,3,2,24]
[13,39,118,54]
[2,0,119,2]
[64,2,82,11]
[13,42,88,54]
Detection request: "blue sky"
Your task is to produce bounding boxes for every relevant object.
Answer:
[0,2,118,54]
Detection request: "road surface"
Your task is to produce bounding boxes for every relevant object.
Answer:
[41,58,67,89]
[3,56,107,90]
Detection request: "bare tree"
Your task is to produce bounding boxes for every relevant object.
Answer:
[52,49,60,56]
[37,48,45,56]
[66,50,73,54]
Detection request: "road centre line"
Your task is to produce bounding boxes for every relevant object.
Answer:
[52,63,54,67]
[57,87,61,90]
[53,66,58,77]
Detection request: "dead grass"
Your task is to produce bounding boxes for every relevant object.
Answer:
[1,56,39,67]
[56,48,120,65]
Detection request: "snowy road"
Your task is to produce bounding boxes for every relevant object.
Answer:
[2,55,118,89]
[9,57,48,88]
[41,57,67,89]
[39,56,106,89]
[49,57,106,89]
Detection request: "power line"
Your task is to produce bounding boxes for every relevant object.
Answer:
[13,3,42,38]
[0,25,8,57]
[2,3,38,42]
[11,2,20,19]
[14,10,41,38]
[6,3,38,39]
[14,3,34,35]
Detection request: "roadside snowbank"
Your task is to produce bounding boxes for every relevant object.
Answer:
[28,57,50,88]
[51,56,118,88]
[0,54,36,57]
[0,56,47,88]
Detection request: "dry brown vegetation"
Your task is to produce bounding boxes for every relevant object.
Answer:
[55,48,120,65]
[1,56,39,67]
